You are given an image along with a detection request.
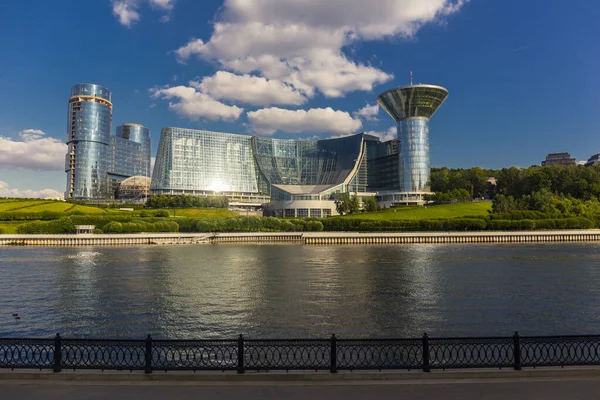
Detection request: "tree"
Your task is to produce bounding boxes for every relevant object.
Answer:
[334,193,351,215]
[348,194,360,214]
[363,197,377,212]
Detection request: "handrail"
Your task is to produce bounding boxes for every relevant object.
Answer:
[2,332,600,373]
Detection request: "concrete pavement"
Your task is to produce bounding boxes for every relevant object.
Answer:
[2,378,600,400]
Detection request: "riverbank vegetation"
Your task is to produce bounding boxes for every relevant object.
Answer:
[2,164,600,234]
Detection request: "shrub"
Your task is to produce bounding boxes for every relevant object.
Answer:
[444,218,487,231]
[153,210,170,218]
[103,221,123,233]
[196,220,217,232]
[93,228,103,234]
[305,221,324,231]
[420,219,445,231]
[533,219,556,230]
[153,221,179,232]
[519,220,536,230]
[487,220,521,230]
[280,220,295,232]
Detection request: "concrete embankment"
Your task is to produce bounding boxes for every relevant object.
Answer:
[1,230,600,246]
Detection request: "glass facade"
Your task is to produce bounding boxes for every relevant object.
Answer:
[116,124,152,176]
[151,128,370,201]
[398,118,430,192]
[65,84,151,200]
[377,84,448,193]
[151,128,259,196]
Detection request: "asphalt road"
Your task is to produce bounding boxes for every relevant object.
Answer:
[3,379,600,400]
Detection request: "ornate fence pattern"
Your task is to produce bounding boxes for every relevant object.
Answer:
[2,333,600,373]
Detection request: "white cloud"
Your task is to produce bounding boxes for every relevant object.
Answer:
[111,0,175,27]
[195,71,307,106]
[365,126,396,142]
[111,0,141,27]
[175,0,467,97]
[0,181,63,199]
[150,85,243,121]
[0,130,66,171]
[247,107,362,135]
[354,103,379,120]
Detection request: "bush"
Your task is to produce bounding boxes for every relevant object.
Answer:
[93,228,103,234]
[139,210,152,218]
[175,218,197,232]
[533,219,555,230]
[420,220,445,231]
[0,227,4,234]
[196,220,217,232]
[280,220,295,232]
[519,220,536,230]
[305,221,324,231]
[103,221,123,233]
[153,221,179,232]
[15,218,75,234]
[444,218,487,231]
[487,220,521,230]
[153,210,170,218]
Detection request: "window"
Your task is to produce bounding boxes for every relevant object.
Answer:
[284,209,295,218]
[310,209,321,218]
[297,208,309,218]
[322,209,331,217]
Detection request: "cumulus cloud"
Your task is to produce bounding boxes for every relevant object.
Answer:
[0,130,66,171]
[111,0,175,27]
[365,126,396,142]
[195,71,307,106]
[150,85,243,121]
[354,103,379,120]
[0,181,63,199]
[175,0,468,97]
[247,107,362,135]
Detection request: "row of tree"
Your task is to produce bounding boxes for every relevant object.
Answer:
[145,195,229,209]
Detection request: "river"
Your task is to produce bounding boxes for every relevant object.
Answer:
[1,243,599,339]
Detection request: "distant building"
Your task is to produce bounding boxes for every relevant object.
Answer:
[585,154,600,167]
[541,152,576,166]
[65,84,151,200]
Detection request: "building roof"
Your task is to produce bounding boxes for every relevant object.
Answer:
[271,184,339,195]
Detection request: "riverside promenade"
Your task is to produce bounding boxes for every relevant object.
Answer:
[2,370,600,400]
[1,230,600,246]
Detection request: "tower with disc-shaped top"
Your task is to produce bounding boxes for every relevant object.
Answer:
[377,77,448,193]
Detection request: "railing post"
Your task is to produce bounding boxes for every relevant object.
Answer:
[53,333,62,373]
[145,335,152,374]
[237,334,245,374]
[513,331,521,371]
[422,332,430,372]
[330,334,337,373]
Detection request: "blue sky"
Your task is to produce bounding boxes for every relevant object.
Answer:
[0,0,599,197]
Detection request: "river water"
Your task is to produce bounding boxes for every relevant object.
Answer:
[0,243,599,339]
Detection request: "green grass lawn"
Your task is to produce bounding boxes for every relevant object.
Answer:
[341,201,492,220]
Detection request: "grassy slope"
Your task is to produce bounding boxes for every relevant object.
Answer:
[340,202,492,220]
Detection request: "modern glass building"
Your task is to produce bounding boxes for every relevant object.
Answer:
[151,128,377,215]
[65,84,151,200]
[150,82,448,212]
[377,84,449,202]
[116,123,152,176]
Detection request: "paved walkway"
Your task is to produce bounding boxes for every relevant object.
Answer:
[3,378,600,400]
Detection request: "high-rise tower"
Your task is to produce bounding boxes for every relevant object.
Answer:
[116,123,152,176]
[65,84,113,200]
[377,84,448,193]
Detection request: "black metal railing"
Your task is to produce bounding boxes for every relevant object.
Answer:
[2,332,600,373]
